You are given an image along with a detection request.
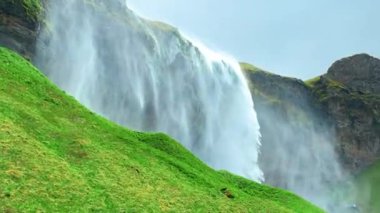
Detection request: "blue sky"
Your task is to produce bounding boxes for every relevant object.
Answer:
[127,0,380,79]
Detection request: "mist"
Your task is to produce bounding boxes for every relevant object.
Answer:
[245,72,357,212]
[33,0,360,211]
[35,0,263,181]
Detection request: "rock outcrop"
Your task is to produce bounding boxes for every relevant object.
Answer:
[242,54,380,173]
[326,54,380,94]
[0,0,42,59]
[242,63,340,194]
[310,55,380,171]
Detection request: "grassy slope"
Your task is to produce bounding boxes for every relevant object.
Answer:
[0,48,321,212]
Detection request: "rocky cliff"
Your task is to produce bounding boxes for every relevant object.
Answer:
[0,0,42,60]
[242,54,380,173]
[241,63,342,198]
[307,54,380,171]
[326,54,380,94]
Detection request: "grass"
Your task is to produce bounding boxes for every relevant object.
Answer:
[304,76,321,88]
[240,62,273,75]
[304,76,350,103]
[0,47,322,212]
[305,76,346,89]
[240,62,262,73]
[355,161,380,213]
[307,75,380,115]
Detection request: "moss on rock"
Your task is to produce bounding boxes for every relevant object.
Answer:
[0,0,42,24]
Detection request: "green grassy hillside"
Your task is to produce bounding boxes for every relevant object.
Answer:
[0,47,322,212]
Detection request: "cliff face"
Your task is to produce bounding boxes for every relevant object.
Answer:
[0,0,41,59]
[326,54,380,94]
[241,63,341,198]
[309,54,380,171]
[242,54,380,173]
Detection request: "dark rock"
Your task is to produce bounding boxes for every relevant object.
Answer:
[326,54,380,94]
[0,0,41,59]
[221,188,234,199]
[312,55,380,171]
[242,54,380,173]
[0,0,40,27]
[242,63,336,187]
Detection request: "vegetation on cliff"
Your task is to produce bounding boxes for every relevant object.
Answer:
[0,47,322,212]
[241,62,321,125]
[306,60,380,171]
[0,0,42,60]
[242,56,380,172]
[242,56,380,212]
[0,0,42,23]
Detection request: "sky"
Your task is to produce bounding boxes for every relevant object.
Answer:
[127,0,380,79]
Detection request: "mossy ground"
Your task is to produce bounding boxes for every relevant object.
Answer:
[0,48,322,212]
[304,76,321,88]
[240,62,272,75]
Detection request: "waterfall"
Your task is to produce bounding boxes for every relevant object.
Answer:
[35,0,263,182]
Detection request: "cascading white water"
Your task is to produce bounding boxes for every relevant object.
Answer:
[35,0,263,181]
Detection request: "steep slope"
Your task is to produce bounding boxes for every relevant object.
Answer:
[307,55,380,213]
[242,54,380,173]
[306,54,380,171]
[0,48,322,212]
[241,63,347,212]
[241,54,380,212]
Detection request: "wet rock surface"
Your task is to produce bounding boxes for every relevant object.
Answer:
[242,54,380,173]
[0,0,40,59]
